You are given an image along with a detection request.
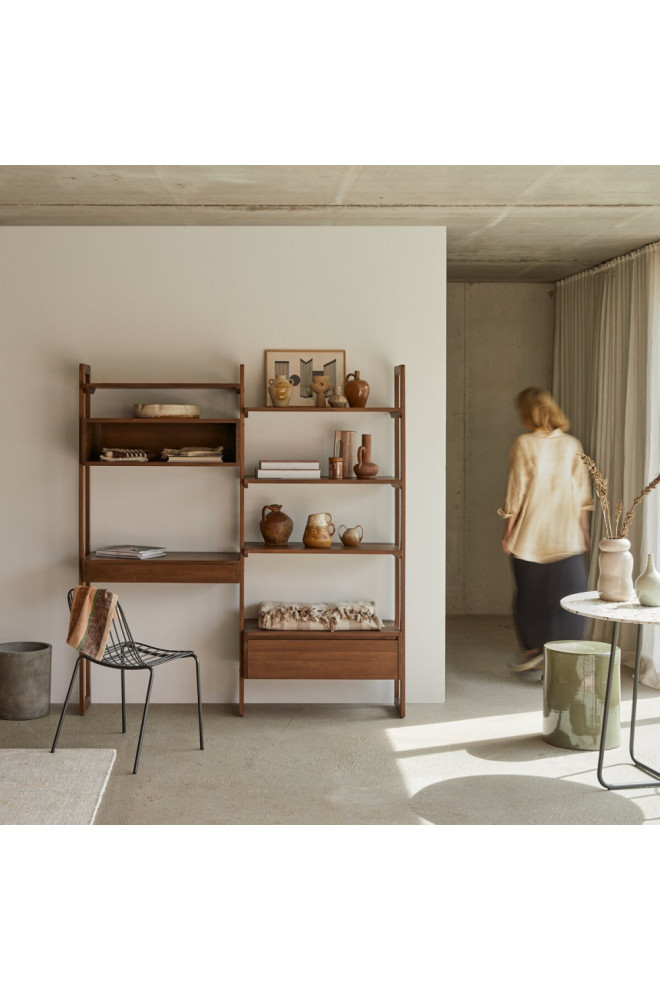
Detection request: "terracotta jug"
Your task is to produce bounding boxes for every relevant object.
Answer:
[303,512,335,548]
[344,371,370,408]
[260,504,293,546]
[354,434,378,479]
[338,524,364,547]
[268,374,295,408]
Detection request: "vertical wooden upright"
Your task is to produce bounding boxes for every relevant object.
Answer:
[78,363,92,713]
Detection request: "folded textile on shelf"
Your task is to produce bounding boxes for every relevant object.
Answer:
[257,600,384,632]
[161,446,224,461]
[100,447,149,461]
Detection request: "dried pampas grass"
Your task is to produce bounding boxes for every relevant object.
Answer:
[579,453,660,539]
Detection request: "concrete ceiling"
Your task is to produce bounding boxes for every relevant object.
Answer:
[1,165,659,282]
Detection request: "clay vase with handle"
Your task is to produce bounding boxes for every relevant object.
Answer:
[260,504,294,546]
[303,512,335,548]
[354,434,378,479]
[338,524,364,547]
[344,371,370,408]
[267,374,295,408]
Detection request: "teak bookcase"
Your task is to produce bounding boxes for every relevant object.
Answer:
[240,365,405,717]
[77,363,405,717]
[76,363,244,711]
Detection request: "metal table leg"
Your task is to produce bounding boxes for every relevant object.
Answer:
[597,621,660,790]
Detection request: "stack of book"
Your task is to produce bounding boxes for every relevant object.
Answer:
[256,459,321,479]
[94,545,167,559]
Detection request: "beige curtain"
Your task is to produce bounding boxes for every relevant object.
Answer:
[640,246,660,686]
[554,241,660,683]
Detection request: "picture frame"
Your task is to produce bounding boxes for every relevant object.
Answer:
[264,349,347,406]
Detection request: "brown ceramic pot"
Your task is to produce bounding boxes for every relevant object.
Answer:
[260,504,293,546]
[344,371,370,408]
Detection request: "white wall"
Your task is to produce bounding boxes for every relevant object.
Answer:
[0,227,446,704]
[446,282,555,614]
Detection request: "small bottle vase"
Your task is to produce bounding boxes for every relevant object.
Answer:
[635,553,660,606]
[354,434,378,479]
[597,537,634,602]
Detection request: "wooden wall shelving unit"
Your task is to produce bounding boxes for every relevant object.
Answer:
[77,363,405,718]
[239,365,405,717]
[77,363,244,711]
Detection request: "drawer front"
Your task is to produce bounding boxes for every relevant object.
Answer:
[245,637,399,679]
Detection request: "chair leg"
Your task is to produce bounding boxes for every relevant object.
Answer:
[133,668,155,774]
[193,654,204,751]
[51,656,82,753]
[121,669,126,733]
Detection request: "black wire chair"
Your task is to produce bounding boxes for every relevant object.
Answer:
[51,589,205,773]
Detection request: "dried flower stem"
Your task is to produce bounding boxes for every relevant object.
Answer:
[579,453,613,539]
[619,472,660,537]
[579,453,660,540]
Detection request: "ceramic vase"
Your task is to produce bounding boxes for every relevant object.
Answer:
[597,537,634,602]
[328,385,349,408]
[268,374,294,408]
[635,553,660,606]
[354,434,379,479]
[338,524,364,547]
[302,512,335,548]
[260,504,293,546]
[344,371,370,408]
[310,374,332,407]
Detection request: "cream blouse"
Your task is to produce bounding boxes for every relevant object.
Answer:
[497,429,594,563]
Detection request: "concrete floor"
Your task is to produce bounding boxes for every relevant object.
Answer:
[3,615,660,825]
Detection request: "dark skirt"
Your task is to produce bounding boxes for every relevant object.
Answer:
[511,553,588,653]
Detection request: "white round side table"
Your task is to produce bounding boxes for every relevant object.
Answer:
[561,591,660,790]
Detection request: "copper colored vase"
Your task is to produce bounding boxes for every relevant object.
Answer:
[354,434,378,478]
[260,504,293,546]
[344,371,370,408]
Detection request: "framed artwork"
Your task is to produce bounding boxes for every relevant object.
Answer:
[264,349,346,406]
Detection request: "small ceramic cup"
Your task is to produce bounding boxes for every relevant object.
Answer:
[329,457,345,479]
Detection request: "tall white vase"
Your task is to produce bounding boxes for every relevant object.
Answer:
[597,538,634,602]
[634,553,660,606]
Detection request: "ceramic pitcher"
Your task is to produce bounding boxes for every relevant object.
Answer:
[303,512,335,548]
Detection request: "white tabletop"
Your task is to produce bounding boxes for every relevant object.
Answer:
[561,591,660,625]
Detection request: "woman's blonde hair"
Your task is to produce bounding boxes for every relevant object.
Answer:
[516,387,570,433]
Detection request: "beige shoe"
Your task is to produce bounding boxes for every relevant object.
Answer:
[510,652,544,672]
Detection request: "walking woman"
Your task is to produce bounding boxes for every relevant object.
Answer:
[498,387,593,672]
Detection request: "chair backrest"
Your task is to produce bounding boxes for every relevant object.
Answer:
[67,587,144,667]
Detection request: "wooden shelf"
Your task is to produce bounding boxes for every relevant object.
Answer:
[82,551,241,584]
[244,406,400,417]
[83,382,241,392]
[243,541,400,555]
[86,460,237,467]
[244,476,400,486]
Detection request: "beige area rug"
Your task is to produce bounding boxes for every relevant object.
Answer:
[0,749,116,825]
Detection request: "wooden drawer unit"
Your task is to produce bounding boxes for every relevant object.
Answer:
[244,630,400,680]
